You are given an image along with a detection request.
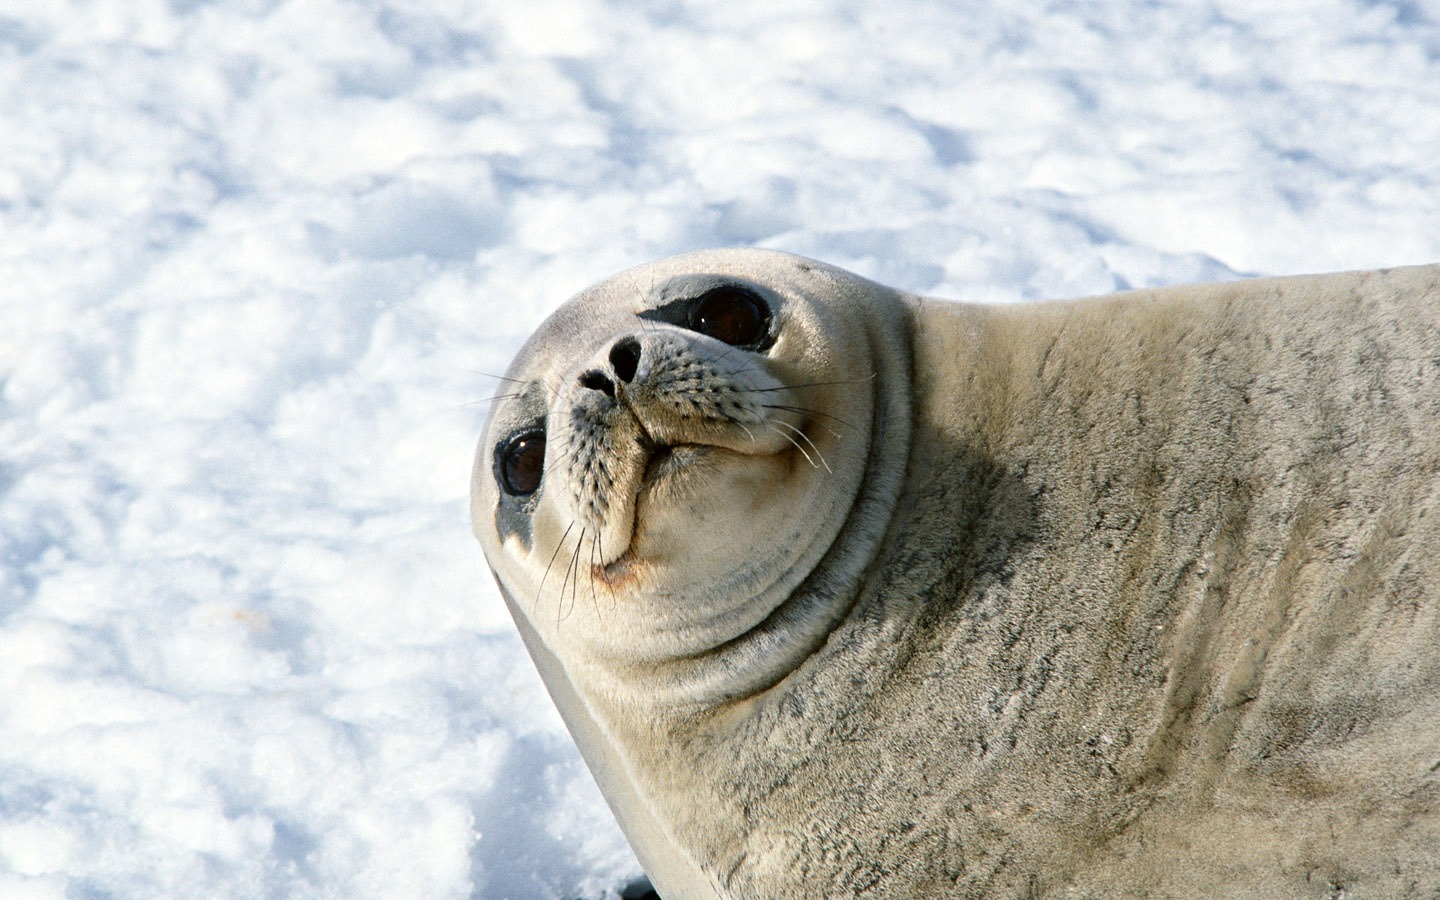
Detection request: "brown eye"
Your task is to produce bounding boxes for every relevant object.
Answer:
[497,430,545,496]
[688,286,769,347]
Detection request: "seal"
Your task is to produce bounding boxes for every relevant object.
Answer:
[472,249,1440,898]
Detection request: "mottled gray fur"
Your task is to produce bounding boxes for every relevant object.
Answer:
[475,251,1440,898]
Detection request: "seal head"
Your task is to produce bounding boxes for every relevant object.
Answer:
[474,250,911,710]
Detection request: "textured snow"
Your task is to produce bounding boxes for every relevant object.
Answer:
[2,0,1439,897]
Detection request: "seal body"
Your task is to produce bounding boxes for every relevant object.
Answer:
[472,250,1440,898]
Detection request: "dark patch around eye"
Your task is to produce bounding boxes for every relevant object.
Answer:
[638,281,776,352]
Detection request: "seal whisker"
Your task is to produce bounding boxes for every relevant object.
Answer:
[776,419,831,472]
[474,370,561,404]
[674,329,765,382]
[767,421,829,472]
[750,373,877,393]
[593,532,619,607]
[472,371,528,385]
[761,403,854,435]
[558,526,587,624]
[702,348,769,383]
[538,521,576,608]
[471,391,526,406]
[586,531,603,617]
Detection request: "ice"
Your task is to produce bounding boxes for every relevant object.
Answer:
[2,0,1439,896]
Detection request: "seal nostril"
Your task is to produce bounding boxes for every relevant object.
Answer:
[579,369,615,398]
[610,337,641,383]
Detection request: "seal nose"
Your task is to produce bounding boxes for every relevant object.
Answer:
[609,337,641,383]
[579,337,642,398]
[578,369,615,398]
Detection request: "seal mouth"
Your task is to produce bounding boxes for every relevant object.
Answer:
[597,422,814,584]
[596,441,708,585]
[641,443,676,487]
[640,442,698,489]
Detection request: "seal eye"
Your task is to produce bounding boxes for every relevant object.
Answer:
[497,430,545,497]
[688,286,770,347]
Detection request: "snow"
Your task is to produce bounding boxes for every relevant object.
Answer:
[2,0,1438,896]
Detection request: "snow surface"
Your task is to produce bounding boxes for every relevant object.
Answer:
[2,0,1439,897]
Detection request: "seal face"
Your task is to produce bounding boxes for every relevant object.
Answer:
[475,251,1440,898]
[474,252,912,709]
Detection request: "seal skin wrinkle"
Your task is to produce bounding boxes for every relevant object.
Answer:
[471,249,1440,898]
